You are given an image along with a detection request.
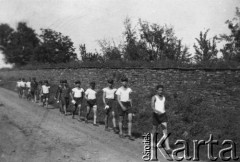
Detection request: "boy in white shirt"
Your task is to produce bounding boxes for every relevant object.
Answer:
[151,85,172,154]
[71,80,84,120]
[85,81,98,126]
[102,79,118,133]
[116,77,134,140]
[21,78,26,99]
[41,80,51,108]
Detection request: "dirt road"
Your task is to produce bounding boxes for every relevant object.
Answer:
[0,87,148,162]
[0,87,198,162]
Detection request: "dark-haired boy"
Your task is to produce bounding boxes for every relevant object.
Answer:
[116,77,134,140]
[103,79,118,133]
[59,80,71,115]
[85,81,98,126]
[151,85,172,153]
[71,80,84,120]
[30,77,38,103]
[55,80,64,113]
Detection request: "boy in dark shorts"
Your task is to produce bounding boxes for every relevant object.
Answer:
[71,80,84,120]
[85,82,98,126]
[37,80,43,103]
[55,80,64,113]
[41,80,51,108]
[16,78,21,98]
[102,79,118,133]
[59,80,71,115]
[116,77,134,140]
[151,85,172,153]
[30,77,38,103]
[26,77,32,100]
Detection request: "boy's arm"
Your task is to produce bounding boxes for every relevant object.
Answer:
[84,91,88,100]
[151,96,156,113]
[102,91,106,106]
[117,95,126,111]
[70,90,74,101]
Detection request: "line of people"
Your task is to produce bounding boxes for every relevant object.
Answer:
[16,77,172,152]
[16,77,136,141]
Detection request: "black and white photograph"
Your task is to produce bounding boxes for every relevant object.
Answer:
[0,0,239,161]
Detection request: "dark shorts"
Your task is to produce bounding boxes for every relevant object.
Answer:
[31,89,37,96]
[87,99,97,107]
[42,93,50,100]
[61,97,70,106]
[105,99,116,114]
[74,97,83,106]
[152,112,168,126]
[118,101,133,116]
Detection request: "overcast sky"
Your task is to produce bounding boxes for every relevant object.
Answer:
[0,0,239,68]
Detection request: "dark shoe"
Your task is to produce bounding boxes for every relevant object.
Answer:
[119,134,125,138]
[166,149,173,154]
[93,123,99,127]
[105,127,111,132]
[113,128,119,134]
[128,135,135,141]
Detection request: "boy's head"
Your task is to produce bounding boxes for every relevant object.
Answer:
[107,79,114,87]
[39,80,42,84]
[121,77,128,87]
[90,81,95,89]
[32,77,36,81]
[63,80,68,86]
[156,85,164,96]
[44,80,48,85]
[22,78,25,81]
[75,80,81,87]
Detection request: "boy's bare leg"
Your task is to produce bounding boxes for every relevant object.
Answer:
[161,122,171,150]
[119,116,123,135]
[128,113,133,136]
[63,105,67,115]
[45,98,49,108]
[93,106,97,125]
[112,111,116,128]
[85,106,90,123]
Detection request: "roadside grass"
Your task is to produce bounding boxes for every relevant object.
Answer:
[0,78,239,161]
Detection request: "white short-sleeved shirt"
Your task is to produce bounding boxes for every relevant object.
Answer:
[17,81,21,87]
[20,81,26,87]
[42,85,50,94]
[116,87,132,102]
[103,87,117,99]
[85,88,97,100]
[72,87,84,98]
[154,95,165,113]
[26,81,31,88]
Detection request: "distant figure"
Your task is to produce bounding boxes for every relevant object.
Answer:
[41,80,50,108]
[20,78,26,98]
[16,78,22,98]
[71,80,84,120]
[85,81,98,126]
[59,80,71,115]
[55,80,64,113]
[102,79,119,133]
[37,80,43,103]
[30,77,38,103]
[116,77,134,140]
[151,85,172,154]
[26,77,32,100]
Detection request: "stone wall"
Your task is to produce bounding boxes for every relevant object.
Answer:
[0,68,240,111]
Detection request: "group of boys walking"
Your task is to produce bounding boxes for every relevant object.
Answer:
[16,77,172,152]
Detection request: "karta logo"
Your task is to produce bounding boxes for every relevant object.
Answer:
[142,133,239,161]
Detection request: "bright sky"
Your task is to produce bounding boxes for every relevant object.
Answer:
[0,0,239,68]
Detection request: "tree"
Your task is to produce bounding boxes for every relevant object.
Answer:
[34,28,77,63]
[193,29,218,63]
[79,44,103,62]
[1,22,39,65]
[0,24,14,50]
[219,7,240,62]
[139,20,191,62]
[98,39,122,61]
[123,17,140,60]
